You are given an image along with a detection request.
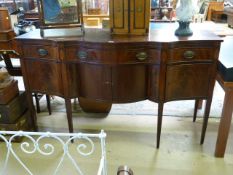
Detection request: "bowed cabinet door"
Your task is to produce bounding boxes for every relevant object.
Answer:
[112,64,147,103]
[77,63,112,102]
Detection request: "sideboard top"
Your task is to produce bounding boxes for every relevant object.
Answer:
[16,25,222,44]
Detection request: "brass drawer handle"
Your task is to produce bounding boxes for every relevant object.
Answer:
[136,52,147,61]
[183,51,195,59]
[38,49,48,56]
[77,51,88,59]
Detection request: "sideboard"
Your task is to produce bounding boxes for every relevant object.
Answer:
[15,28,222,148]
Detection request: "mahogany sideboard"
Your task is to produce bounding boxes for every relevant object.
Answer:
[15,28,222,148]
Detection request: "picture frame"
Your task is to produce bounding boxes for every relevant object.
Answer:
[37,0,84,36]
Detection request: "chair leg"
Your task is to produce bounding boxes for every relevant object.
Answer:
[157,102,164,148]
[46,95,52,115]
[200,98,212,144]
[34,93,41,113]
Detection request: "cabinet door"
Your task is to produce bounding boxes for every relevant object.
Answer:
[110,0,129,34]
[165,63,213,101]
[78,63,112,101]
[130,0,150,34]
[23,59,63,96]
[112,64,147,103]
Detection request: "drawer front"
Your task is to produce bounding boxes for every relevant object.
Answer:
[167,48,214,63]
[23,45,59,60]
[64,44,160,64]
[118,48,160,64]
[64,46,117,63]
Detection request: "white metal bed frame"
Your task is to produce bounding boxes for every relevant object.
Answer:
[0,130,107,175]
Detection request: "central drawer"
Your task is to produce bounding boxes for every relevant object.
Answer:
[64,44,161,64]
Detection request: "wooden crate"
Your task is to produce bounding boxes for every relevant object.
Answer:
[0,80,19,105]
[0,91,28,124]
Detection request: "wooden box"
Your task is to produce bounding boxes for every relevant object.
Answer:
[0,110,30,131]
[88,8,101,15]
[0,80,19,105]
[0,91,28,124]
[0,110,30,142]
[86,18,100,26]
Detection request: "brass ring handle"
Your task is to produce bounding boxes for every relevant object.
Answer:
[77,51,88,59]
[38,49,48,57]
[136,52,147,61]
[183,51,195,59]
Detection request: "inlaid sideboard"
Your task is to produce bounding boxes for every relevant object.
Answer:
[15,28,222,148]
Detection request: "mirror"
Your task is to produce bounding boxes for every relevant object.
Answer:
[37,0,84,31]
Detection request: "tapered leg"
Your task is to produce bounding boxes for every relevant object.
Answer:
[34,93,41,113]
[193,100,199,122]
[26,92,38,131]
[65,98,73,133]
[157,102,164,148]
[215,89,233,157]
[200,97,213,144]
[46,95,52,115]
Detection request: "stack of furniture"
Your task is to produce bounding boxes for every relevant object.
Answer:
[0,76,29,132]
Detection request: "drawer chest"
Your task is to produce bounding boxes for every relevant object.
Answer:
[15,28,222,147]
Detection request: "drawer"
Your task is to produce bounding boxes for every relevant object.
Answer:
[118,48,161,64]
[167,48,214,63]
[23,45,59,60]
[64,45,160,64]
[64,46,117,63]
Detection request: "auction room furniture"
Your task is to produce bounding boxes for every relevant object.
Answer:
[15,27,222,148]
[224,6,233,28]
[194,36,233,158]
[206,1,224,21]
[109,0,150,35]
[193,36,233,158]
[0,50,52,115]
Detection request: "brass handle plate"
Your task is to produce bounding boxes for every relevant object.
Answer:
[77,51,88,59]
[183,50,195,59]
[38,49,48,57]
[136,52,147,61]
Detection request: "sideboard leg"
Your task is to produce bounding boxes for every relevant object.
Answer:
[157,102,164,148]
[26,92,38,131]
[65,98,73,133]
[193,100,199,122]
[200,97,213,144]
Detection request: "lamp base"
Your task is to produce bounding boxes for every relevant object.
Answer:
[175,21,193,36]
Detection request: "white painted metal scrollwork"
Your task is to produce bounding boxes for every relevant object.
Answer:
[0,130,107,175]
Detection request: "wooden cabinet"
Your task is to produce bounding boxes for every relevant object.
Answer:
[110,0,150,35]
[207,1,224,21]
[16,28,222,148]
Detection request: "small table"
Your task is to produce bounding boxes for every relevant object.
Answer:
[211,10,224,22]
[214,36,233,157]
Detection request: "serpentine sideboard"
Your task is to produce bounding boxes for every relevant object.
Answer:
[15,28,222,148]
